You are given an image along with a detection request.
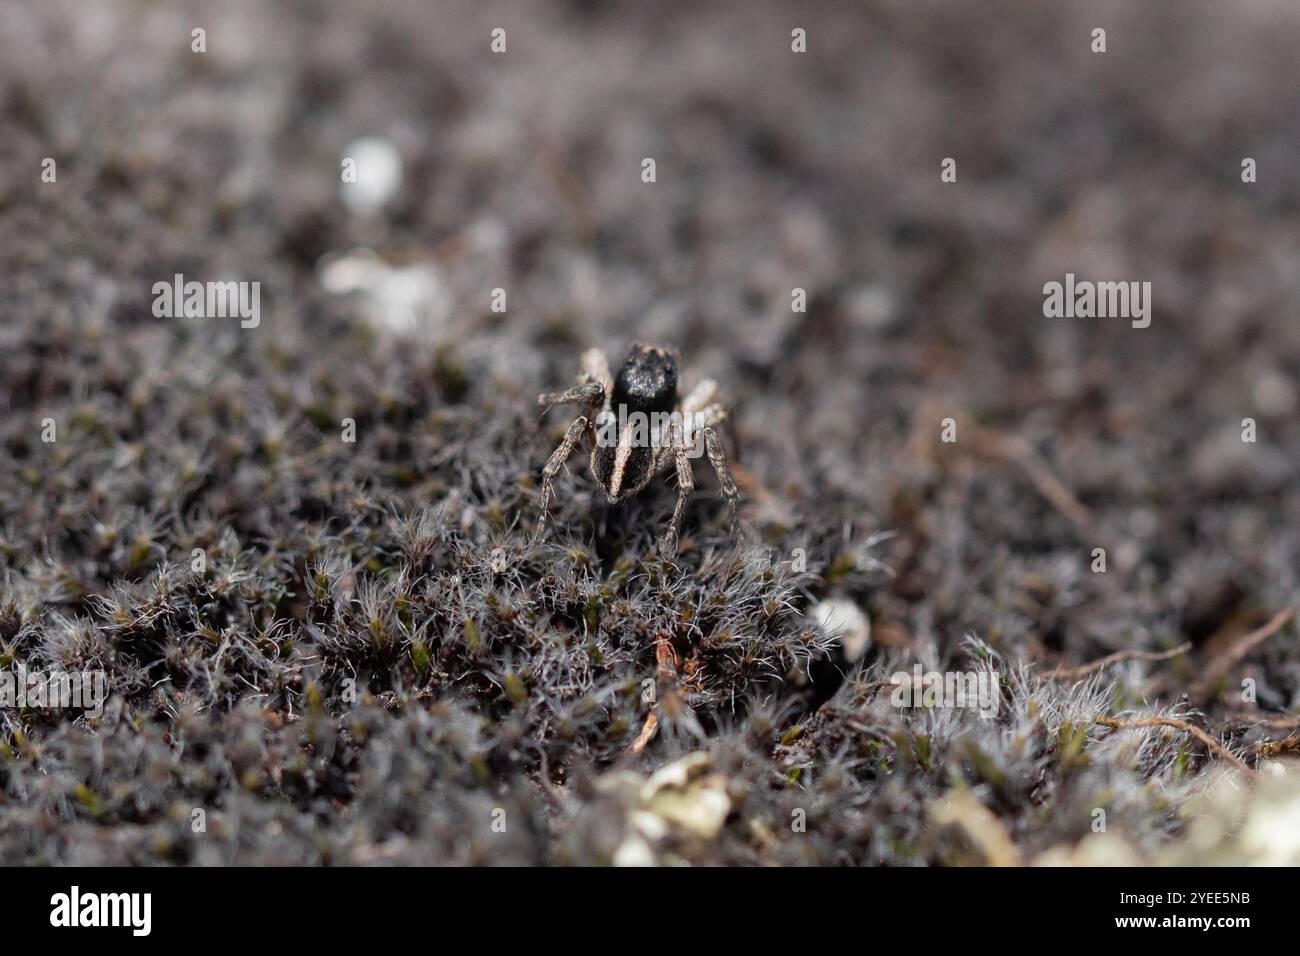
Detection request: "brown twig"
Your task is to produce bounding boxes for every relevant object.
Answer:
[629,711,658,755]
[1250,735,1300,759]
[1222,713,1300,734]
[628,633,680,756]
[1190,606,1296,702]
[967,425,1091,531]
[1095,715,1255,777]
[1046,642,1191,681]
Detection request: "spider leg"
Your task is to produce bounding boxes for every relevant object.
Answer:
[658,427,696,559]
[536,415,590,537]
[537,380,604,409]
[703,425,739,527]
[680,378,719,415]
[580,347,613,394]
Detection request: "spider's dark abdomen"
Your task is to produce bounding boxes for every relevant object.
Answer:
[592,441,653,500]
[611,343,678,417]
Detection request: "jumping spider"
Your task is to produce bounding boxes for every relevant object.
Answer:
[537,342,739,557]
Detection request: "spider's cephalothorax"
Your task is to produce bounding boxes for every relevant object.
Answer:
[537,342,739,557]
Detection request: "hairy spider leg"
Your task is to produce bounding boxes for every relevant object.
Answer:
[659,416,697,558]
[536,415,592,537]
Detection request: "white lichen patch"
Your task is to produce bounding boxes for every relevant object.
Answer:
[317,248,450,336]
[609,753,733,865]
[810,598,871,662]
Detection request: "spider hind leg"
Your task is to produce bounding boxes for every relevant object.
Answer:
[536,415,591,538]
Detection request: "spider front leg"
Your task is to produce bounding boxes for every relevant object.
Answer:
[537,380,604,410]
[536,415,590,538]
[537,348,611,410]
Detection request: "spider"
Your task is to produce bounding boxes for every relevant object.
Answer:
[536,342,739,557]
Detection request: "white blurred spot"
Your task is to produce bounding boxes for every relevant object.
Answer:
[318,249,448,336]
[639,753,731,840]
[1238,780,1300,864]
[341,136,403,216]
[845,284,898,331]
[1254,370,1297,417]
